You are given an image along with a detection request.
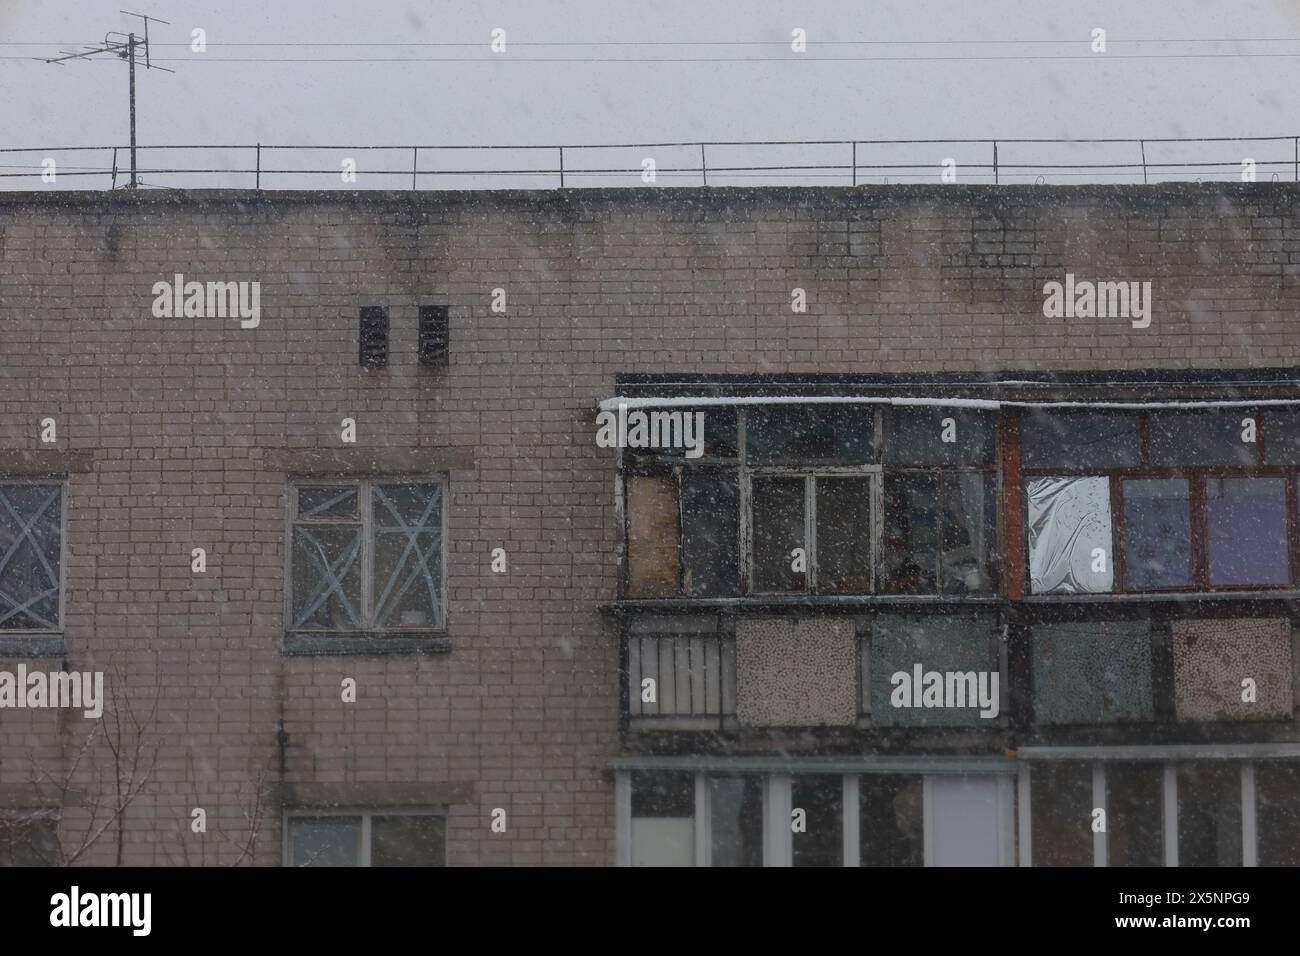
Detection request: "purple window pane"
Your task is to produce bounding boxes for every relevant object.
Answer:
[1207,478,1289,586]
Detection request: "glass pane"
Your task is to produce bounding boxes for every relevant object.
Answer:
[881,473,939,594]
[751,476,806,592]
[1262,408,1300,465]
[1030,762,1093,866]
[886,408,994,465]
[297,486,358,520]
[1176,763,1242,867]
[1207,478,1289,586]
[1107,763,1164,866]
[1122,478,1192,589]
[1021,411,1141,470]
[0,816,58,867]
[940,472,997,594]
[859,774,923,867]
[631,771,694,867]
[680,470,739,596]
[746,406,872,464]
[1256,761,1300,866]
[373,484,443,628]
[1149,411,1258,468]
[0,485,62,630]
[639,408,737,459]
[815,476,871,594]
[709,776,763,867]
[1032,621,1154,724]
[371,815,446,867]
[1026,476,1114,594]
[792,775,843,867]
[289,817,361,867]
[290,526,362,628]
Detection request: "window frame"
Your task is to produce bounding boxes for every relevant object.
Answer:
[1020,408,1300,594]
[0,477,68,639]
[282,807,448,867]
[283,477,449,651]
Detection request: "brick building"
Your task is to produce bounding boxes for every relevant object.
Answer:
[0,184,1298,866]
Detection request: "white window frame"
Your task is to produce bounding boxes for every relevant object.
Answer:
[284,477,448,636]
[282,807,447,867]
[616,763,1015,867]
[1016,747,1296,867]
[0,478,68,635]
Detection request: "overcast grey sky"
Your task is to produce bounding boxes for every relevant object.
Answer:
[4,0,1300,187]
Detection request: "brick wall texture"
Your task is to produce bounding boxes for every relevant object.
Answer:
[0,183,1298,864]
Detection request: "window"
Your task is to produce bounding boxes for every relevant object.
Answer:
[630,771,695,867]
[1121,479,1191,589]
[1023,408,1297,594]
[1106,763,1164,867]
[0,483,63,631]
[1029,762,1093,866]
[1026,476,1113,594]
[1206,478,1288,586]
[0,813,58,866]
[286,810,446,866]
[1176,763,1242,867]
[859,774,923,867]
[709,776,763,867]
[288,480,445,637]
[791,775,843,867]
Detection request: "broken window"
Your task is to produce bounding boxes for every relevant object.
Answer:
[1121,478,1192,589]
[1025,476,1114,594]
[709,776,763,867]
[881,472,996,594]
[1021,411,1141,470]
[1148,410,1258,468]
[0,483,62,631]
[746,405,873,465]
[1206,477,1289,586]
[290,480,444,633]
[859,774,923,867]
[885,408,994,466]
[791,774,843,867]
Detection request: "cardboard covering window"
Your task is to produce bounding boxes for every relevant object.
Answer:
[625,475,680,597]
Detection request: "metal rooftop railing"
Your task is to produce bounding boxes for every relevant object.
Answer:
[3,137,1300,190]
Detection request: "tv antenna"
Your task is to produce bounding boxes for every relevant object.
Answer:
[41,11,174,189]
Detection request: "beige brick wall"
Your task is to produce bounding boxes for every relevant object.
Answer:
[0,184,1297,864]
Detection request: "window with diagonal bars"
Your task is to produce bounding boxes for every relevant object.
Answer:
[289,480,445,634]
[0,483,63,632]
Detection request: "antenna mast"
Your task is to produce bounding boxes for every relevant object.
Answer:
[41,11,173,189]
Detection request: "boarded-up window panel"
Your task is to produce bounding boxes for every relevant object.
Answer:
[626,475,681,596]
